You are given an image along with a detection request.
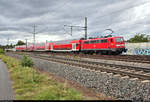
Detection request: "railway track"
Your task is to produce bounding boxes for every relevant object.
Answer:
[15,52,150,80]
[17,51,150,64]
[67,53,150,64]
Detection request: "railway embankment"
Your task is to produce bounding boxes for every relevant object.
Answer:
[6,52,150,101]
[42,54,150,68]
[0,54,96,100]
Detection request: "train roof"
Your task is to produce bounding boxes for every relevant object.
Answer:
[84,36,123,41]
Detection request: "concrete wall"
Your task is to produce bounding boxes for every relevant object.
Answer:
[124,42,150,55]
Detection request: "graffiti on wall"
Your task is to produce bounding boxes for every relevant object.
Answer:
[133,48,150,55]
[124,48,150,55]
[124,43,150,55]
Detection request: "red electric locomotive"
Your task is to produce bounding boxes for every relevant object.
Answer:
[81,36,126,55]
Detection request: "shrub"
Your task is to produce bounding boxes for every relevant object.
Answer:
[0,48,4,54]
[21,55,33,67]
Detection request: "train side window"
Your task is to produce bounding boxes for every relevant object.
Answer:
[98,40,101,43]
[84,41,90,44]
[96,40,99,43]
[84,41,88,44]
[104,39,107,43]
[96,40,98,43]
[91,40,97,44]
[101,39,107,43]
[89,41,91,44]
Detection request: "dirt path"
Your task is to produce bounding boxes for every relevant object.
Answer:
[0,60,14,100]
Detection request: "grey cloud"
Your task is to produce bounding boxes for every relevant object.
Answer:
[0,0,150,45]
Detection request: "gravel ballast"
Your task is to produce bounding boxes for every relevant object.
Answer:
[6,52,150,101]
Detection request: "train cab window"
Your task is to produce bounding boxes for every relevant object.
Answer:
[110,39,113,42]
[115,38,124,42]
[76,43,79,46]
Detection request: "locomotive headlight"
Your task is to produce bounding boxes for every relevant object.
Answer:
[116,44,125,46]
[116,45,120,46]
[121,44,125,46]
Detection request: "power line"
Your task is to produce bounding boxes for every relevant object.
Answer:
[93,1,150,37]
[64,25,74,36]
[98,1,149,19]
[64,17,88,39]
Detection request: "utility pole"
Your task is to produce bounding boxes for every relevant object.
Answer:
[7,38,9,49]
[71,26,73,36]
[85,17,87,40]
[25,39,28,51]
[33,24,37,49]
[7,38,9,45]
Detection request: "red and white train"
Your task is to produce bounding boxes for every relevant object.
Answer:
[15,36,127,55]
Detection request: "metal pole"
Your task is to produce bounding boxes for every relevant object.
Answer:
[34,25,35,48]
[33,24,37,50]
[25,39,27,51]
[71,26,72,36]
[85,17,87,40]
[7,38,9,49]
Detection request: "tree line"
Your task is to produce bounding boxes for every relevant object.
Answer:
[127,33,150,43]
[0,40,25,49]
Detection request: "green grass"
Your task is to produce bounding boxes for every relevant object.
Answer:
[0,49,4,54]
[0,54,84,100]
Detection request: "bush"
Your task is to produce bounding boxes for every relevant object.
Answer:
[0,49,4,54]
[21,55,33,67]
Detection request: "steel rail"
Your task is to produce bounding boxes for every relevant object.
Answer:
[26,53,150,80]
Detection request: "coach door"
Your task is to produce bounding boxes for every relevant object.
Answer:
[72,43,76,51]
[109,38,113,49]
[51,45,53,51]
[45,43,49,50]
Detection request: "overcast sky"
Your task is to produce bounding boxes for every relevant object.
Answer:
[0,0,150,45]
